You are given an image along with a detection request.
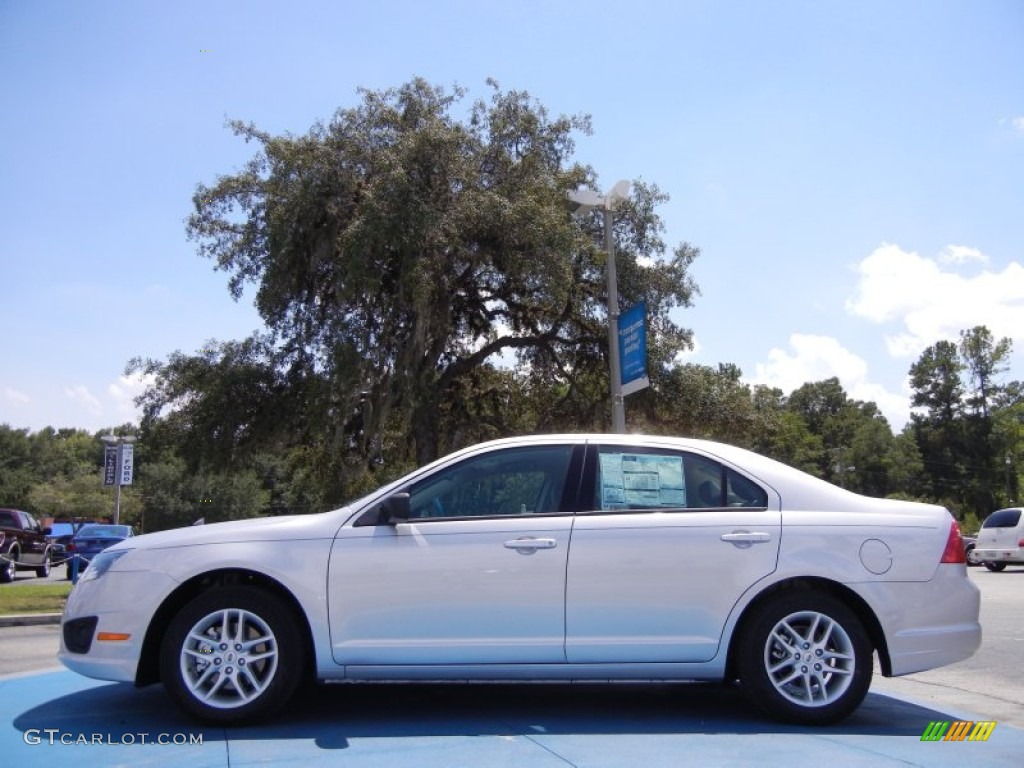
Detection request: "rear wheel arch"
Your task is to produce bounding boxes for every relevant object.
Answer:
[726,577,890,680]
[136,569,315,689]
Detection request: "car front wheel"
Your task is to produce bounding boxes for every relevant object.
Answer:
[159,586,306,724]
[737,592,872,724]
[984,561,1007,572]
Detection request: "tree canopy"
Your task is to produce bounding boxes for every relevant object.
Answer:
[133,78,698,503]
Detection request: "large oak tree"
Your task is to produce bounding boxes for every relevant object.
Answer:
[136,78,699,502]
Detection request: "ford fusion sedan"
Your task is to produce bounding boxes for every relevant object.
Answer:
[59,435,980,725]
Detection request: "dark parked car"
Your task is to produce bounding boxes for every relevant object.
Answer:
[65,524,134,579]
[0,507,53,581]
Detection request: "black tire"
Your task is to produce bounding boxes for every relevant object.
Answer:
[984,561,1007,572]
[0,548,18,583]
[35,552,51,578]
[964,544,978,567]
[736,592,873,725]
[159,586,306,725]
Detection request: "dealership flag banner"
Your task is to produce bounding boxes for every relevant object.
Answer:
[618,301,650,396]
[118,443,134,486]
[103,446,118,487]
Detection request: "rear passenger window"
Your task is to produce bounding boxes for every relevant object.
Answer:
[982,509,1022,528]
[595,448,767,511]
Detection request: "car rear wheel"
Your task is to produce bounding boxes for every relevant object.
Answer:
[35,552,51,578]
[159,586,305,725]
[983,561,1007,572]
[737,592,872,724]
[0,548,18,583]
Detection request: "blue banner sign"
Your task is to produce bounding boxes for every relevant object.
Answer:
[618,302,650,395]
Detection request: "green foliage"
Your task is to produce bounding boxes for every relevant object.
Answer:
[909,327,1021,516]
[960,511,982,535]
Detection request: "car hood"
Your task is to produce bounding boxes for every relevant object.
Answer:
[110,509,351,552]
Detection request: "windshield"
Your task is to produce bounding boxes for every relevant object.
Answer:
[75,525,132,538]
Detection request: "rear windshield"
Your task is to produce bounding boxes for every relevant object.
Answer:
[76,525,131,538]
[982,509,1022,528]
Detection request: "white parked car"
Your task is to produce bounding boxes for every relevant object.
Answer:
[59,435,980,725]
[973,507,1024,571]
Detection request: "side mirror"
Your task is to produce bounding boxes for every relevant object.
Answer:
[354,492,411,527]
[379,493,410,525]
[42,526,52,536]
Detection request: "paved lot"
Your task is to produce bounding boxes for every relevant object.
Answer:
[2,566,1021,766]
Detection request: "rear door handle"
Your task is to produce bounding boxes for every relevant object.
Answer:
[503,537,557,553]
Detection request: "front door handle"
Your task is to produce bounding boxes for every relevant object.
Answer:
[720,531,772,548]
[503,537,557,553]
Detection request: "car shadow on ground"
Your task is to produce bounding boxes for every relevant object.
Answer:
[14,679,960,749]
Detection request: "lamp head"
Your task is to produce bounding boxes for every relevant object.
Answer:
[566,188,604,215]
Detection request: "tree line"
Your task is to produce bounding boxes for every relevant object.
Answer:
[2,325,1018,533]
[3,79,1019,532]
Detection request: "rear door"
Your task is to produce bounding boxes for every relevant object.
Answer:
[565,443,781,663]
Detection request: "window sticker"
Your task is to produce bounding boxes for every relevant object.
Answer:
[599,453,686,509]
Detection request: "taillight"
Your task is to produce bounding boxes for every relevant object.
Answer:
[67,542,75,552]
[940,519,966,564]
[1019,538,1024,548]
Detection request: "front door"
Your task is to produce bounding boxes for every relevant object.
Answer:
[329,443,581,665]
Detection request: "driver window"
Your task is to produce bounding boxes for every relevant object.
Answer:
[407,445,573,520]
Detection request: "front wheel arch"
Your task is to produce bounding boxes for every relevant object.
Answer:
[136,569,315,690]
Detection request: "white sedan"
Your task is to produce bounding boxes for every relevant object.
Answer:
[59,434,980,725]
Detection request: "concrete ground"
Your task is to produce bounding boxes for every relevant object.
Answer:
[2,671,1022,767]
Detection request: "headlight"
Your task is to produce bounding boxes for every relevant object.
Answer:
[79,550,130,583]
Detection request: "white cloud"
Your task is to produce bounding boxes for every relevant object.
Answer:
[749,334,910,428]
[64,385,103,415]
[1013,117,1024,135]
[2,387,30,405]
[108,372,155,419]
[845,243,1024,359]
[939,244,986,265]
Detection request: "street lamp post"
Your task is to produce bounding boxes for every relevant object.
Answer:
[101,434,136,526]
[567,180,631,433]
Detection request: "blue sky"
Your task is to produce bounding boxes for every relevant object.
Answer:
[2,0,1023,434]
